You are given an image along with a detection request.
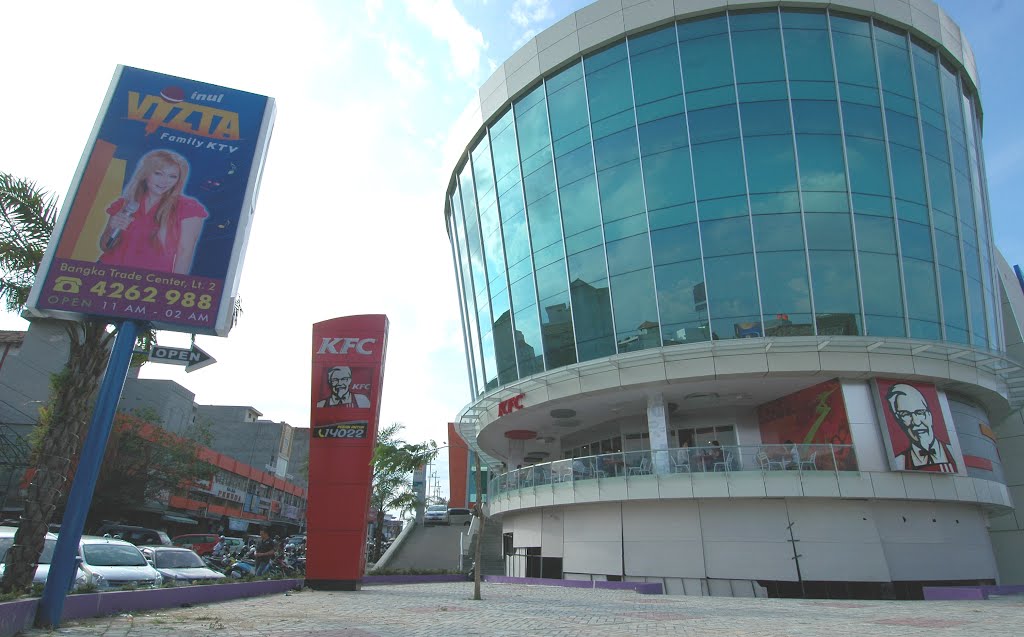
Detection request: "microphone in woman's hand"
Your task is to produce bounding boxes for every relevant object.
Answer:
[106,201,139,249]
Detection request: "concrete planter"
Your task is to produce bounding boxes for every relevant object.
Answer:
[362,574,468,585]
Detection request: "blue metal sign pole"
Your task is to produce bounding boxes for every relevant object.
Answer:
[36,320,141,628]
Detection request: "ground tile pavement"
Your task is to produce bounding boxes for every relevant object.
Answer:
[18,582,1024,637]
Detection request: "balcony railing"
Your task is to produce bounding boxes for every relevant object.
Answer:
[490,444,858,497]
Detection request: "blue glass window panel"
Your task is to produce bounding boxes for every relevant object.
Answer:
[859,252,904,325]
[536,259,569,302]
[889,144,927,205]
[809,250,861,316]
[839,83,881,108]
[877,43,914,101]
[586,40,627,73]
[830,14,871,37]
[739,101,791,136]
[737,82,789,103]
[789,81,836,101]
[649,203,697,230]
[757,251,812,315]
[754,214,805,252]
[555,143,595,186]
[532,240,565,268]
[922,124,949,162]
[792,100,841,134]
[939,265,968,331]
[967,278,987,348]
[692,139,746,201]
[564,226,602,256]
[896,200,928,226]
[866,315,906,337]
[538,290,577,369]
[611,269,661,351]
[652,223,702,265]
[586,70,633,127]
[547,69,589,143]
[688,106,740,144]
[559,176,602,238]
[845,137,890,197]
[701,217,753,258]
[933,210,956,236]
[655,259,710,343]
[630,36,683,106]
[782,10,827,30]
[636,97,687,125]
[642,147,696,211]
[749,192,800,215]
[902,257,939,324]
[514,306,545,376]
[703,253,760,320]
[855,214,897,254]
[732,27,786,85]
[509,254,532,287]
[523,159,556,201]
[934,229,960,269]
[852,193,893,217]
[502,212,531,269]
[699,195,750,221]
[831,31,877,88]
[604,213,648,242]
[796,135,847,192]
[927,157,955,215]
[802,191,848,213]
[898,220,933,262]
[527,194,562,252]
[730,10,780,32]
[686,86,738,111]
[607,233,652,276]
[594,127,639,171]
[629,23,677,56]
[591,110,635,141]
[841,103,884,139]
[598,160,645,223]
[678,14,728,40]
[569,289,616,360]
[678,33,733,93]
[743,135,797,194]
[639,115,688,155]
[885,111,921,149]
[783,27,834,82]
[805,212,853,251]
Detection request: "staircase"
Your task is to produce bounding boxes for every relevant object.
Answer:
[475,515,505,576]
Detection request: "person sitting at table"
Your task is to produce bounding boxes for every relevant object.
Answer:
[699,441,723,471]
[785,440,800,468]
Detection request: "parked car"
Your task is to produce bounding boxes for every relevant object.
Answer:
[424,504,449,526]
[140,546,225,584]
[0,526,66,586]
[447,508,473,526]
[172,533,220,556]
[77,536,163,589]
[95,524,171,547]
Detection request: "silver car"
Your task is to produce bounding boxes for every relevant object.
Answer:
[424,504,449,526]
[78,536,163,589]
[0,526,64,586]
[141,546,225,584]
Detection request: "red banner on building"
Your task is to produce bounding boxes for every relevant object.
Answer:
[756,379,853,469]
[306,315,388,589]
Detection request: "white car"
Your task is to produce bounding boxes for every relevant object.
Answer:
[78,536,163,589]
[424,504,449,526]
[0,526,63,586]
[141,546,225,584]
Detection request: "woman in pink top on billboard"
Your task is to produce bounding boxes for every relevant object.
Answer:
[98,149,208,274]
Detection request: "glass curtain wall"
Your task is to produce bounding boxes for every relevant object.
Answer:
[447,7,999,398]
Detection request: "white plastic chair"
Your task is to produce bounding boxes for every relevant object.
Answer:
[671,451,691,473]
[757,452,784,471]
[628,455,653,476]
[714,451,733,472]
[800,451,818,471]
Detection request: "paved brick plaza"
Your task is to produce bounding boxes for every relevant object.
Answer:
[23,583,1024,636]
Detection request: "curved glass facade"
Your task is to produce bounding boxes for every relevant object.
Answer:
[447,8,1000,397]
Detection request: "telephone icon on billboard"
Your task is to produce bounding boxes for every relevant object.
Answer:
[52,277,82,294]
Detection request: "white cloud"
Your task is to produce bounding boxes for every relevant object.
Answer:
[403,0,487,80]
[382,38,428,89]
[510,0,553,28]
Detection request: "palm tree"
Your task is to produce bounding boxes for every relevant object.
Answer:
[369,423,437,564]
[0,173,145,594]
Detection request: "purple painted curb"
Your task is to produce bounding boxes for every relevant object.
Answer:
[362,575,468,585]
[0,599,36,637]
[923,584,1024,601]
[483,575,663,594]
[0,578,303,636]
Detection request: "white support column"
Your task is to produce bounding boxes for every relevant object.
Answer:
[647,393,671,475]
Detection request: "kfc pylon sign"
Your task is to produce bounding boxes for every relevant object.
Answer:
[307,315,388,591]
[316,337,376,355]
[498,393,525,417]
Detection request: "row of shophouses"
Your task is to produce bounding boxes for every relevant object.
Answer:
[0,321,309,537]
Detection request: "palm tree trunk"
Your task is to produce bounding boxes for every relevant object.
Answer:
[0,320,111,594]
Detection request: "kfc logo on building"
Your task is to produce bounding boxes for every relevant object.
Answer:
[317,337,376,355]
[498,393,525,417]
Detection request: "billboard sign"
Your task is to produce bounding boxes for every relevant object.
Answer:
[26,65,275,336]
[756,379,854,470]
[307,315,389,590]
[871,378,964,474]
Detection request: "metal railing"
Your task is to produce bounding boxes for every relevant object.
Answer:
[490,444,858,497]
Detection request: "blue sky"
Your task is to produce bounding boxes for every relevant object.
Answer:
[0,1,1020,498]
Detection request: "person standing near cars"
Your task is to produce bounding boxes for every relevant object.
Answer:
[253,528,276,576]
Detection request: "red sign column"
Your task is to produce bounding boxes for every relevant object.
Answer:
[306,314,388,590]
